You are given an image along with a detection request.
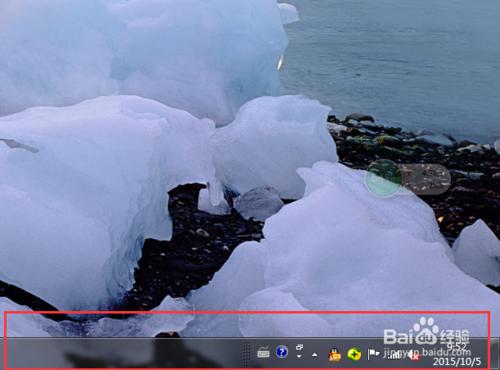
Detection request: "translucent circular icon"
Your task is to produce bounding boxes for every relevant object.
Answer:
[365,159,402,198]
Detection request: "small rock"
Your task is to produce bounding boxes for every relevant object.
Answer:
[415,129,434,136]
[457,139,476,147]
[343,113,375,123]
[376,135,402,147]
[417,134,454,147]
[195,228,210,238]
[450,170,485,180]
[327,115,341,124]
[360,123,384,133]
[234,186,284,222]
[346,136,376,146]
[384,127,402,135]
[458,144,483,153]
[358,128,378,136]
[451,186,474,193]
[345,127,360,135]
[492,172,500,180]
[327,122,348,134]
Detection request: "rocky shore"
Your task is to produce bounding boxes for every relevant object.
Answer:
[1,117,498,313]
[329,116,499,243]
[120,184,265,310]
[122,117,499,307]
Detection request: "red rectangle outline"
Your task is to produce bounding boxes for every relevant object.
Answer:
[3,310,491,370]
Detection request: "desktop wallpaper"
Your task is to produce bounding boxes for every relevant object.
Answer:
[0,0,499,366]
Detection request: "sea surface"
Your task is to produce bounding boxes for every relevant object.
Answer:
[280,0,500,143]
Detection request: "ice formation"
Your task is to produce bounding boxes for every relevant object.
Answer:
[234,186,284,221]
[0,93,337,310]
[1,296,192,366]
[1,296,191,338]
[453,220,500,286]
[0,298,51,337]
[198,188,230,216]
[278,3,299,25]
[0,0,288,124]
[184,162,500,337]
[0,96,219,309]
[83,297,193,338]
[212,95,338,199]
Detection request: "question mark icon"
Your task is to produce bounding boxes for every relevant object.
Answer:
[276,345,288,359]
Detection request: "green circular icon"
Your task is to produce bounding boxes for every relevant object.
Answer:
[347,347,362,361]
[365,159,402,198]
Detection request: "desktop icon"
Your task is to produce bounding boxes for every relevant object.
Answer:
[368,349,380,360]
[409,350,421,362]
[328,348,342,362]
[387,350,404,360]
[276,345,288,359]
[257,346,270,359]
[347,347,362,361]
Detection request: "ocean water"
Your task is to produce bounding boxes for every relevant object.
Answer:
[280,0,500,143]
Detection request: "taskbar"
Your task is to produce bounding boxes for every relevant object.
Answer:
[3,337,499,369]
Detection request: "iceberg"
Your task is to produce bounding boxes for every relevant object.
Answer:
[0,94,337,310]
[0,96,219,309]
[300,161,450,248]
[39,296,194,339]
[212,95,338,199]
[1,295,192,337]
[0,298,51,337]
[1,296,192,366]
[0,0,288,124]
[184,162,500,337]
[234,186,284,221]
[197,188,231,216]
[453,220,500,286]
[278,3,299,25]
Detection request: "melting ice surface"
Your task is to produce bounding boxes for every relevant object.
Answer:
[0,0,288,124]
[0,96,219,308]
[0,94,335,310]
[211,95,338,199]
[184,162,500,337]
[453,220,500,286]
